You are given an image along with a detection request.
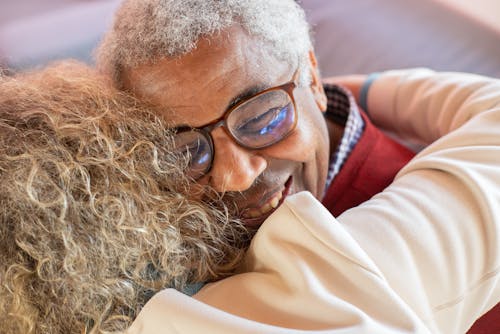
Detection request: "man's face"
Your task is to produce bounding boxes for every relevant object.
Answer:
[123,26,330,227]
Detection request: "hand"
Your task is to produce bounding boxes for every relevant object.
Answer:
[322,75,367,104]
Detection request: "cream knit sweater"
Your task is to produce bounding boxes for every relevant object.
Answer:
[127,69,500,334]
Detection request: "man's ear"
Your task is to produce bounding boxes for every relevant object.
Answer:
[308,50,327,112]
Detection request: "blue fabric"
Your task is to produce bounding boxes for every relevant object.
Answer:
[182,282,205,296]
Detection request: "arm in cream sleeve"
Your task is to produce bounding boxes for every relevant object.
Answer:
[127,69,500,334]
[365,68,500,145]
[338,68,500,332]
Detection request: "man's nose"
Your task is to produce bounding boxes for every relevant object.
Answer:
[207,128,267,192]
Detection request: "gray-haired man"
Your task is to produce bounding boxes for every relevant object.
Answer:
[97,0,413,226]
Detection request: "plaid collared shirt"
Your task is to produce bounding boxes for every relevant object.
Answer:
[323,84,365,193]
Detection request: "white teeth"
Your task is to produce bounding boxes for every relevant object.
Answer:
[270,196,280,209]
[260,202,273,214]
[243,190,284,218]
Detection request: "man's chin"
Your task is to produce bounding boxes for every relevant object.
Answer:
[241,176,293,228]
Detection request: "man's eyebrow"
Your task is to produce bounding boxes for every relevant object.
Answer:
[226,84,268,110]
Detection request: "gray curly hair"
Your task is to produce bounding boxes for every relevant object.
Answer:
[96,0,313,88]
[0,61,251,333]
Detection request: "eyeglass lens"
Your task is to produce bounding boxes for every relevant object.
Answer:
[227,89,296,148]
[173,129,213,179]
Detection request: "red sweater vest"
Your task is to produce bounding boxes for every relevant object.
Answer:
[321,110,499,334]
[322,111,414,216]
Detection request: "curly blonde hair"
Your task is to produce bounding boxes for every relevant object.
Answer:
[0,61,251,333]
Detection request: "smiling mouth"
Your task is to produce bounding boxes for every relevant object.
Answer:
[241,176,293,227]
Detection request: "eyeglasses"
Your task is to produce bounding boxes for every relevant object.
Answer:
[173,70,299,180]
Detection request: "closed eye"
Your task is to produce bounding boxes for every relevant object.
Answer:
[237,105,289,136]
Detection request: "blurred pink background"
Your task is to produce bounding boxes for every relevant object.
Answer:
[1,0,500,77]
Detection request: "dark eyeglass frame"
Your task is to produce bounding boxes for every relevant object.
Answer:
[174,69,300,178]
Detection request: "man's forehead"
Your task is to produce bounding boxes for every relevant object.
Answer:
[131,68,290,126]
[156,76,278,128]
[124,29,293,126]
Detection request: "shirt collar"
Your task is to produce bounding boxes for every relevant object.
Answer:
[323,83,365,193]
